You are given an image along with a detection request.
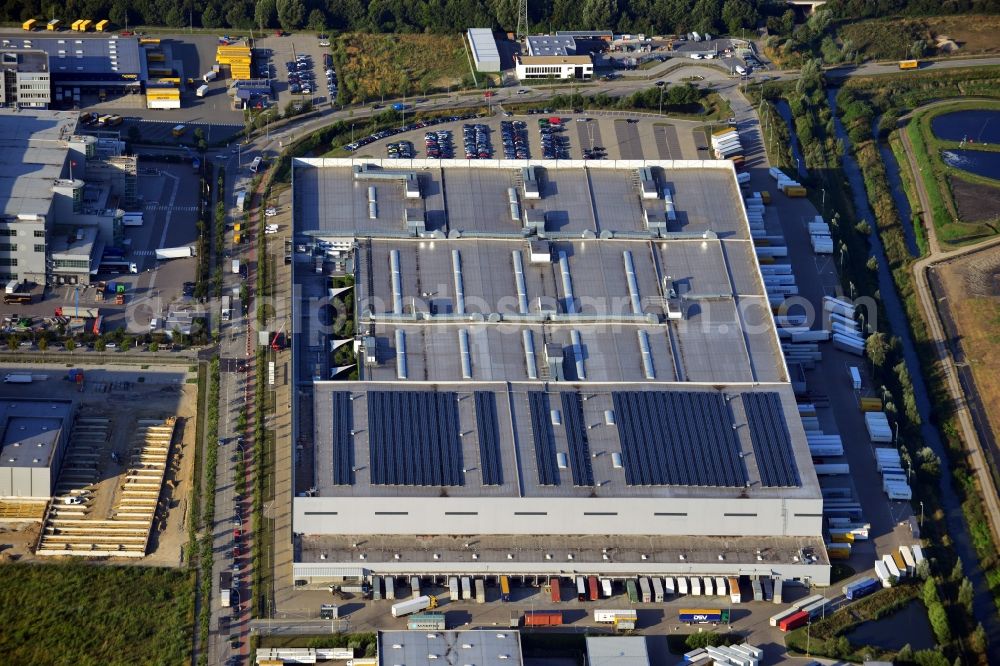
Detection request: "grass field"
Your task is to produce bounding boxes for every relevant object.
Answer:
[0,562,194,666]
[906,100,1000,246]
[332,33,475,104]
[838,15,1000,61]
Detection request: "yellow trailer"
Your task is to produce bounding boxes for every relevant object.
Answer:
[783,185,807,198]
[139,37,161,45]
[22,18,38,31]
[759,190,772,204]
[78,19,93,31]
[95,19,109,31]
[71,19,83,31]
[898,60,919,70]
[47,19,61,30]
[860,397,883,412]
[826,543,851,560]
[830,530,855,543]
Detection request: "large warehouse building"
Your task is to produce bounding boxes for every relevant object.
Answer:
[467,28,501,72]
[289,158,829,586]
[0,398,74,498]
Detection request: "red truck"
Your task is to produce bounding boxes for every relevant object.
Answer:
[524,611,562,627]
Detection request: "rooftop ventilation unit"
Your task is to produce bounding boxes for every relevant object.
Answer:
[637,167,658,199]
[523,207,546,234]
[521,166,541,199]
[545,342,564,381]
[528,240,551,264]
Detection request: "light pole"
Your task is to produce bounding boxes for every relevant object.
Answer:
[920,501,924,527]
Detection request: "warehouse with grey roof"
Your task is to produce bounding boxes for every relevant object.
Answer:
[289,158,829,585]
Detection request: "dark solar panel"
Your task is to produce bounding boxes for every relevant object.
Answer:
[742,392,801,487]
[331,391,354,485]
[612,391,748,487]
[560,392,594,486]
[527,392,559,485]
[368,391,464,486]
[474,391,503,486]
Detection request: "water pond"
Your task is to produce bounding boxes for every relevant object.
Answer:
[942,149,1000,180]
[931,109,1000,145]
[844,600,935,651]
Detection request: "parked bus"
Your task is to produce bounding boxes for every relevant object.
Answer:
[898,60,919,70]
[249,156,263,173]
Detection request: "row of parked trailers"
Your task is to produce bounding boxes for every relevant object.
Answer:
[768,594,832,631]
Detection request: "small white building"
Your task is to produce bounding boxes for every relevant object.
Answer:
[515,55,593,80]
[467,28,501,72]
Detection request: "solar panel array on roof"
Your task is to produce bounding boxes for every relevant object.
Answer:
[474,391,503,486]
[331,391,354,485]
[527,392,559,486]
[560,392,594,486]
[742,392,801,487]
[612,391,749,487]
[368,391,464,486]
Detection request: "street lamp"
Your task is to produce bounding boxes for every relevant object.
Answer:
[919,501,924,527]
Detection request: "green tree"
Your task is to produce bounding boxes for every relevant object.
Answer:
[926,601,951,644]
[201,5,220,28]
[276,0,306,30]
[255,0,276,29]
[958,577,973,613]
[865,331,888,367]
[866,256,878,272]
[37,337,47,351]
[897,643,914,662]
[721,0,757,34]
[94,338,106,352]
[6,335,16,350]
[65,338,76,351]
[307,8,327,32]
[950,558,963,582]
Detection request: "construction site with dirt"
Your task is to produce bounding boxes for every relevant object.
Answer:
[0,365,199,567]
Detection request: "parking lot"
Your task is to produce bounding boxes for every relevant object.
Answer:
[350,111,703,162]
[252,33,335,113]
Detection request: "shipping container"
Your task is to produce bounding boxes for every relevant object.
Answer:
[461,577,471,600]
[652,577,664,603]
[691,577,702,596]
[843,577,880,600]
[676,577,688,595]
[577,576,587,601]
[475,578,486,604]
[588,576,599,601]
[448,576,459,600]
[762,577,773,602]
[769,607,798,627]
[883,554,902,580]
[95,19,109,31]
[391,595,437,617]
[728,577,741,603]
[412,576,423,598]
[751,578,762,601]
[899,546,916,575]
[802,598,830,619]
[550,577,561,603]
[875,560,893,587]
[715,577,727,598]
[639,577,652,603]
[601,579,613,598]
[594,609,638,623]
[626,579,638,603]
[371,576,382,601]
[22,18,37,30]
[407,612,445,631]
[791,594,825,610]
[891,551,908,577]
[679,608,730,624]
[524,610,562,627]
[779,610,809,632]
[500,575,511,602]
[664,577,676,596]
[702,577,714,596]
[385,576,395,600]
[772,578,783,604]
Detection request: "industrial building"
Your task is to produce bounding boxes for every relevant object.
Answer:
[467,28,501,72]
[377,630,523,666]
[0,109,136,285]
[0,35,143,106]
[586,637,649,666]
[289,159,829,587]
[0,398,74,498]
[0,50,51,107]
[516,34,594,80]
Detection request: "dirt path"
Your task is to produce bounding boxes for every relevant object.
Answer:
[900,109,1000,547]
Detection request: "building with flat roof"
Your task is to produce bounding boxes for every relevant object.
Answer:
[0,110,130,285]
[526,35,578,57]
[290,158,829,587]
[377,630,522,666]
[0,398,74,497]
[0,34,147,93]
[586,636,649,666]
[0,50,51,108]
[467,29,501,72]
[518,34,593,80]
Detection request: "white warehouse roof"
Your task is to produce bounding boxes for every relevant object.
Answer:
[467,28,501,71]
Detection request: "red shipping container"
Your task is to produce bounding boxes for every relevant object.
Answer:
[550,577,561,603]
[779,610,809,632]
[524,611,563,627]
[587,576,599,601]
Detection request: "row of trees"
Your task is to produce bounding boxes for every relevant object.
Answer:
[11,0,772,36]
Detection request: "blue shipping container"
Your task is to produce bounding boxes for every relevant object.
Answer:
[844,577,880,600]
